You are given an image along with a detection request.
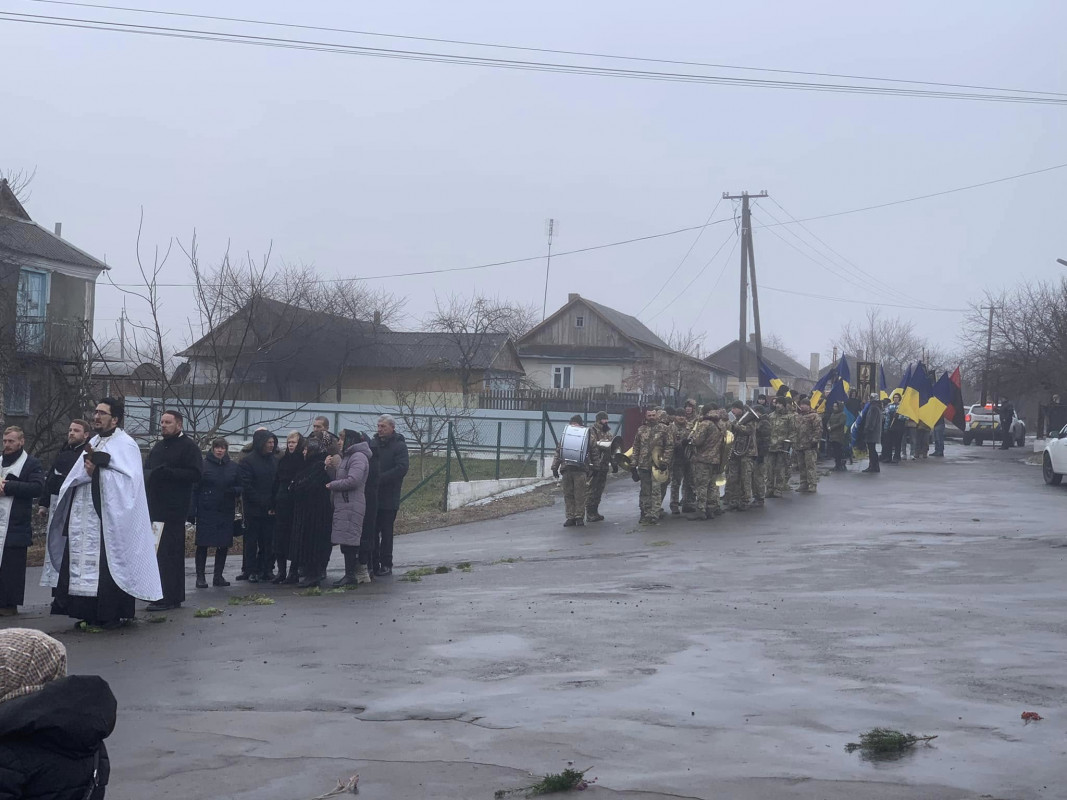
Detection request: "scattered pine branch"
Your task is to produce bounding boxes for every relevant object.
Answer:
[845,728,937,755]
[495,767,595,797]
[309,773,358,798]
[229,593,276,606]
[193,607,224,618]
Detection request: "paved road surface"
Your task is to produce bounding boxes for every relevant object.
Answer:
[9,443,1065,799]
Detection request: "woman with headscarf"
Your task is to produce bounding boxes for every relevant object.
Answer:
[289,430,335,589]
[325,429,371,587]
[272,431,304,584]
[192,438,241,589]
[0,628,116,799]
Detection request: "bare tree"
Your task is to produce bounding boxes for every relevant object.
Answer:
[423,293,523,407]
[0,168,36,202]
[388,375,478,481]
[830,307,945,378]
[623,326,713,402]
[762,331,797,361]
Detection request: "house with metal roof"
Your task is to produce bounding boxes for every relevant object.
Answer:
[704,335,817,400]
[517,293,730,402]
[0,179,108,446]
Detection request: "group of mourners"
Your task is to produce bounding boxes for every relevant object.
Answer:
[0,399,409,629]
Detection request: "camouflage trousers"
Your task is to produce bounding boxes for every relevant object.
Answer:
[585,467,608,514]
[766,450,792,496]
[637,469,661,520]
[751,457,767,502]
[724,456,753,509]
[670,459,695,511]
[797,448,818,492]
[691,462,721,517]
[562,468,588,521]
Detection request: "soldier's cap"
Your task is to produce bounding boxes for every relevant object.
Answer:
[730,400,745,410]
[685,398,697,408]
[664,407,677,416]
[595,411,609,422]
[569,414,584,425]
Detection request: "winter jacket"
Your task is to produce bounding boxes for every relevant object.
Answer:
[794,409,823,450]
[728,417,758,458]
[372,432,409,511]
[753,410,772,458]
[272,445,305,513]
[768,408,796,452]
[193,452,242,548]
[239,430,278,519]
[0,675,115,800]
[631,421,669,470]
[688,416,724,465]
[327,437,371,547]
[862,403,884,443]
[145,432,203,522]
[827,411,848,444]
[38,442,88,510]
[1,451,45,549]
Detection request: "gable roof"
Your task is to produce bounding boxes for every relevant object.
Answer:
[518,294,668,351]
[0,180,108,271]
[350,331,522,372]
[705,340,811,381]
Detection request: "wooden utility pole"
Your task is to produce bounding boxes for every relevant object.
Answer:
[722,190,768,401]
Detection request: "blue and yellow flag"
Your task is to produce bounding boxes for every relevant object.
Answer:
[758,357,790,397]
[921,371,952,428]
[812,354,850,412]
[878,365,890,401]
[895,363,913,397]
[827,377,849,408]
[898,362,932,423]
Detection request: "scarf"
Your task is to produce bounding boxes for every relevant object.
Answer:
[0,628,67,705]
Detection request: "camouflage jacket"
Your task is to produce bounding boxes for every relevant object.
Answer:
[768,407,796,451]
[729,416,758,458]
[669,420,691,464]
[754,409,772,457]
[588,423,615,472]
[794,409,823,450]
[688,415,725,465]
[631,420,669,470]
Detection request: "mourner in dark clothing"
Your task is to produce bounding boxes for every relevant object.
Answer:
[237,429,278,583]
[0,427,46,614]
[192,438,241,589]
[0,628,115,800]
[144,411,203,612]
[999,398,1015,450]
[289,431,335,589]
[371,414,409,576]
[272,431,304,584]
[38,420,90,518]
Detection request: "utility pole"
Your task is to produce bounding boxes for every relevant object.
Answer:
[722,190,768,401]
[980,304,996,406]
[541,218,557,321]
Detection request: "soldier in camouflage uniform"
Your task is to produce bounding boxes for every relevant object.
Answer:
[551,414,596,527]
[680,399,699,511]
[668,408,693,515]
[655,409,674,514]
[794,399,823,493]
[585,411,615,522]
[750,403,772,507]
[631,408,669,525]
[724,401,758,511]
[686,405,725,520]
[766,396,796,497]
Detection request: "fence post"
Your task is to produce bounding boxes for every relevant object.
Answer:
[495,421,502,480]
[539,405,547,478]
[442,420,453,511]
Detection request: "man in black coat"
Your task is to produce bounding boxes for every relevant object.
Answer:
[238,429,278,582]
[0,426,46,615]
[999,398,1015,450]
[38,419,91,520]
[144,410,203,611]
[371,414,408,576]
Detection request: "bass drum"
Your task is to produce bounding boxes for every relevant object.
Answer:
[560,424,590,467]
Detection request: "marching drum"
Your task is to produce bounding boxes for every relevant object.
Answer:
[559,424,590,467]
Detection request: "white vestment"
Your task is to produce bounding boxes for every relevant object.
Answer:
[0,450,29,568]
[42,428,162,601]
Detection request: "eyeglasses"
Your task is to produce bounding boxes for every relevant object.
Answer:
[92,410,112,417]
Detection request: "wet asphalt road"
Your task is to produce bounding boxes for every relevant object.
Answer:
[10,441,1067,799]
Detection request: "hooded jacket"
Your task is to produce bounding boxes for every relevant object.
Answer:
[372,431,409,511]
[239,430,278,518]
[327,431,372,547]
[0,675,115,800]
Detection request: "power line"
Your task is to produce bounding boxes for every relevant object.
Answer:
[691,234,742,323]
[761,284,965,312]
[638,198,724,316]
[647,227,738,322]
[24,0,1067,100]
[3,10,1067,105]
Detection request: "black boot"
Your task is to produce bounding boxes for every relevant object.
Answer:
[213,548,230,587]
[195,547,209,589]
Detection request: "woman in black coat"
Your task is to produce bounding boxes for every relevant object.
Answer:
[0,628,115,800]
[1,427,46,614]
[192,438,241,589]
[288,431,335,589]
[272,431,304,584]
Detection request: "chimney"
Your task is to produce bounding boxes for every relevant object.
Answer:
[568,293,580,303]
[748,333,756,343]
[372,310,382,326]
[809,352,820,378]
[54,222,62,238]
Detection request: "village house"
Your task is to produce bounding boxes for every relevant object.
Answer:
[704,334,817,400]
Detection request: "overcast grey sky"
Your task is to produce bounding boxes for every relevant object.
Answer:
[4,0,1065,366]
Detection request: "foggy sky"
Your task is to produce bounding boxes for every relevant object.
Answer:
[4,0,1065,368]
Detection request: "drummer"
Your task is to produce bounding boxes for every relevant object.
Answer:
[551,414,597,528]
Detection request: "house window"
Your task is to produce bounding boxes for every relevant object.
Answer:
[3,375,30,415]
[16,269,48,354]
[575,315,584,329]
[552,365,573,389]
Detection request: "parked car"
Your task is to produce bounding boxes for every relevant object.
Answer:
[963,403,1025,447]
[1042,424,1067,485]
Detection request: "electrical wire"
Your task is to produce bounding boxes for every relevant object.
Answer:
[638,197,724,316]
[691,234,742,323]
[647,227,738,322]
[23,0,1067,100]
[761,284,965,312]
[3,10,1067,105]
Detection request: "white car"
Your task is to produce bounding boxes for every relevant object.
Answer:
[1042,424,1067,485]
[963,403,1026,447]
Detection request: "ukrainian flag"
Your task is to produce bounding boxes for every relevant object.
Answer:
[897,362,932,424]
[812,355,850,412]
[758,357,789,397]
[920,371,951,428]
[878,365,890,402]
[827,377,849,408]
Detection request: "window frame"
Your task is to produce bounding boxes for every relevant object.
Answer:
[552,365,573,389]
